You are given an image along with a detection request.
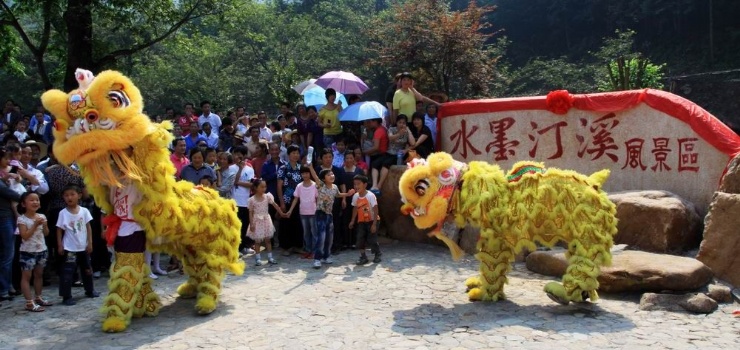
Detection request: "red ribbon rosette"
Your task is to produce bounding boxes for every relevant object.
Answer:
[546,90,575,115]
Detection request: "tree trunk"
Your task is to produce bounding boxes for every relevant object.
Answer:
[63,0,94,91]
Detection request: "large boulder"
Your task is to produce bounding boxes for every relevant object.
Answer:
[718,155,740,193]
[697,192,740,287]
[379,165,442,247]
[526,249,713,293]
[608,190,702,253]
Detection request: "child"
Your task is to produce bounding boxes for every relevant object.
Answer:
[287,166,318,262]
[56,184,99,305]
[1,144,26,196]
[353,147,368,175]
[247,178,285,266]
[308,166,354,268]
[199,175,216,189]
[17,192,52,312]
[331,138,346,168]
[14,120,30,143]
[348,175,381,265]
[205,147,218,169]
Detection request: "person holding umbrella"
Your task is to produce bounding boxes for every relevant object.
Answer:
[391,72,440,125]
[318,88,343,149]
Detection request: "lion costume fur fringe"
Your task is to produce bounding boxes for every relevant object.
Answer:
[41,69,244,332]
[399,152,617,304]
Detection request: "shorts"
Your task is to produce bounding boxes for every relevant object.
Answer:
[19,250,48,271]
[371,153,396,170]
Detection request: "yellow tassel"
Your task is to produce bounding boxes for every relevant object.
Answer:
[431,231,464,261]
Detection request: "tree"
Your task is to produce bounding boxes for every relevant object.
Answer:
[0,0,231,90]
[593,30,666,91]
[366,0,503,98]
[506,57,597,96]
[129,1,381,114]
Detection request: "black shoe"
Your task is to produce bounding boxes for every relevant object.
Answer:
[356,256,369,265]
[9,290,22,296]
[373,254,382,263]
[62,298,76,306]
[0,295,14,301]
[86,291,100,298]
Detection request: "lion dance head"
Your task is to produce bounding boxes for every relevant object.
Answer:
[41,69,166,186]
[399,152,468,259]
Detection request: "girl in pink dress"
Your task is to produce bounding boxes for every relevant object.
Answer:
[248,178,286,266]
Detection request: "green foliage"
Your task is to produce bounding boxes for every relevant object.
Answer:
[593,30,666,91]
[1,0,736,109]
[597,58,665,92]
[506,57,596,96]
[129,0,381,113]
[0,26,23,75]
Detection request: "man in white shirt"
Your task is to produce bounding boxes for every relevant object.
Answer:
[19,144,50,194]
[198,100,222,136]
[257,111,272,141]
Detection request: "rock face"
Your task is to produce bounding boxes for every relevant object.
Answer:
[379,165,442,247]
[526,250,713,293]
[697,192,740,287]
[718,155,740,193]
[608,190,702,253]
[706,284,733,303]
[639,293,718,314]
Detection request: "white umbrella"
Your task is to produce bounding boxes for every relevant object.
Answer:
[292,79,319,94]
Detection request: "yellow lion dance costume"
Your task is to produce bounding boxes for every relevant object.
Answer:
[399,152,617,304]
[41,69,244,332]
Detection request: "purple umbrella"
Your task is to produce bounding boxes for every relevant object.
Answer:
[315,71,369,95]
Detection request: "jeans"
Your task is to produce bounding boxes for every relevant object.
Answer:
[300,214,317,253]
[315,211,334,260]
[59,251,95,298]
[0,218,15,295]
[356,222,380,256]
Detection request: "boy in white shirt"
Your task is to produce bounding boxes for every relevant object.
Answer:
[56,184,99,305]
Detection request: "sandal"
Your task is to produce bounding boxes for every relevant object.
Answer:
[35,296,53,306]
[25,301,45,312]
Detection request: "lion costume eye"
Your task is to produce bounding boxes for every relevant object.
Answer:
[415,179,430,197]
[108,90,130,108]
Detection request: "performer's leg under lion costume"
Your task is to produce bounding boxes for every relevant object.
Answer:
[42,69,244,332]
[399,153,617,304]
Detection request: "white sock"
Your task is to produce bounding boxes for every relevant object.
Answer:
[152,253,161,271]
[255,253,262,261]
[267,252,273,259]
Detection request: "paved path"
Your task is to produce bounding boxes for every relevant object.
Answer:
[1,241,738,349]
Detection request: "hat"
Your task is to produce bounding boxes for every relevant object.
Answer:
[23,140,48,159]
[249,115,259,120]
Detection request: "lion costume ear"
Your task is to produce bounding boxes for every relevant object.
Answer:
[426,152,453,175]
[41,89,73,124]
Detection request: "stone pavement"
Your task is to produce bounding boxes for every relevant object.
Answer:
[1,241,738,350]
